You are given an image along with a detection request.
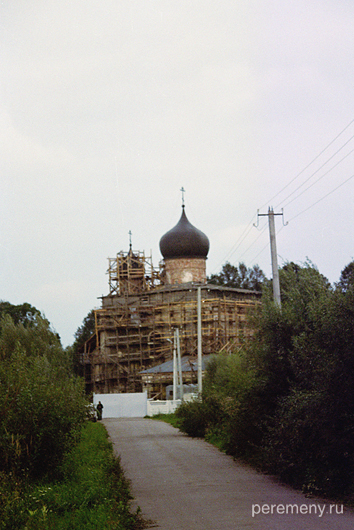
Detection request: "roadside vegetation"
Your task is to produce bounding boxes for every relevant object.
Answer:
[0,303,142,529]
[149,413,181,430]
[0,422,141,529]
[175,260,354,500]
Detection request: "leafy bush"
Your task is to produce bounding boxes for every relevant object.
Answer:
[264,388,354,495]
[175,398,208,438]
[0,303,140,528]
[176,261,354,498]
[0,312,87,480]
[176,352,257,456]
[0,423,140,530]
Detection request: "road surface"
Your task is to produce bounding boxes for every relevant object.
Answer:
[104,418,354,530]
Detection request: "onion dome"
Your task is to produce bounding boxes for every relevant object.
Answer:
[159,206,210,259]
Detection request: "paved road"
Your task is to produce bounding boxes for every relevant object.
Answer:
[104,418,354,530]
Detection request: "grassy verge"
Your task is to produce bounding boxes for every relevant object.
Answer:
[149,413,181,430]
[150,412,227,453]
[0,422,144,530]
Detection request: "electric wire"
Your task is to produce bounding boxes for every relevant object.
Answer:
[258,118,354,211]
[211,215,256,273]
[236,224,268,262]
[274,136,354,210]
[287,172,354,223]
[249,223,287,265]
[215,118,354,274]
[250,120,354,268]
[249,241,269,264]
[277,145,354,210]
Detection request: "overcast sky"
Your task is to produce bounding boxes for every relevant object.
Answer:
[1,1,354,346]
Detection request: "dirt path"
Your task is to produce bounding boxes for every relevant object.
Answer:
[104,418,354,530]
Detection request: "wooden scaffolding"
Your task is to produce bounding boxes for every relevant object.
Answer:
[107,249,161,295]
[82,291,259,395]
[81,245,260,395]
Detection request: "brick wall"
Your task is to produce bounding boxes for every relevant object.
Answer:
[164,258,207,284]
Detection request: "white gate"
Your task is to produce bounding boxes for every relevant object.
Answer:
[146,399,182,416]
[93,392,147,418]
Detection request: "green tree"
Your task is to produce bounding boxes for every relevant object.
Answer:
[74,309,96,345]
[71,309,96,376]
[0,312,87,480]
[264,278,354,495]
[208,262,265,291]
[336,260,354,292]
[0,301,40,326]
[228,261,354,495]
[179,260,354,495]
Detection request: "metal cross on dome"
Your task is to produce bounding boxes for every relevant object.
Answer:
[180,187,185,207]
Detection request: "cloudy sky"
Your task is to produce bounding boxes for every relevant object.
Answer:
[1,0,354,346]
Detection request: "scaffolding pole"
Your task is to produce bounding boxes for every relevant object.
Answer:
[197,286,202,394]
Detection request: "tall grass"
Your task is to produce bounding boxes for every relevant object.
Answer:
[149,413,181,430]
[0,422,142,530]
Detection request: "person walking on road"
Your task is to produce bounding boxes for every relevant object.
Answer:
[96,401,103,420]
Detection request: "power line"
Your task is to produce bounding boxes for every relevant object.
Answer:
[250,171,354,271]
[287,172,354,223]
[275,135,354,209]
[248,241,269,264]
[247,220,287,266]
[211,215,256,273]
[236,224,268,262]
[278,145,354,210]
[249,121,354,267]
[216,119,354,273]
[259,118,354,210]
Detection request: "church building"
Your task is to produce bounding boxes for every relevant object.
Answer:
[81,203,261,397]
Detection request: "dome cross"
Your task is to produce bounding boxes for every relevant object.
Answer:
[180,187,185,207]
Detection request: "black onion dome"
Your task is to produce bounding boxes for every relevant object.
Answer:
[159,207,210,259]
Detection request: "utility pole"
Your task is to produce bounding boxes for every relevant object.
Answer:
[256,207,286,307]
[173,330,177,401]
[176,328,183,401]
[197,286,202,394]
